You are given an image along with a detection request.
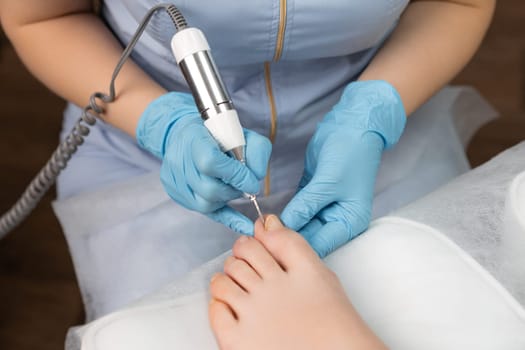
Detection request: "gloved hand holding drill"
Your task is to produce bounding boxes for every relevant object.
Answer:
[136,91,272,235]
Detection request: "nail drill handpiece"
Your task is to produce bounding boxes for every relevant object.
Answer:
[171,28,264,224]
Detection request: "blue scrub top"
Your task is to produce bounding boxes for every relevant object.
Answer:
[58,0,409,198]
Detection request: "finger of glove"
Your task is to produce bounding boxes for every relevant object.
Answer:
[192,134,260,194]
[160,142,229,212]
[160,161,192,209]
[298,217,324,242]
[244,129,272,180]
[188,191,227,214]
[207,206,255,235]
[280,180,332,231]
[307,221,349,258]
[160,167,223,213]
[188,174,242,204]
[321,201,371,240]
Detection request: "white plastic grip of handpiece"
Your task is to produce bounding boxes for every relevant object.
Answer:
[203,110,246,153]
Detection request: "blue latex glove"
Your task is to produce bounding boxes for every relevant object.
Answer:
[280,80,406,257]
[136,92,272,235]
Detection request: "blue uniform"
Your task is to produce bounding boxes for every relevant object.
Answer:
[58,0,409,199]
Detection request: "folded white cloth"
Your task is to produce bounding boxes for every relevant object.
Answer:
[394,144,525,306]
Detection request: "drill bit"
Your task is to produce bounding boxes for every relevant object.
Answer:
[234,154,265,225]
[245,194,265,225]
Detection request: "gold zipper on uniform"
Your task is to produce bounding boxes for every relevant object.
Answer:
[273,0,287,61]
[264,62,278,196]
[263,0,287,196]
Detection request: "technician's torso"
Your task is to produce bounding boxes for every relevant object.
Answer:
[61,0,409,197]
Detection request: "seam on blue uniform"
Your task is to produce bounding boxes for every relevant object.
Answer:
[268,0,279,61]
[281,0,295,61]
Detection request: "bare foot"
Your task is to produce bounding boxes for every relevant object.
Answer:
[208,215,386,350]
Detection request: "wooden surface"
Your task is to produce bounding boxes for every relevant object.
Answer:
[0,29,84,350]
[1,3,524,349]
[459,2,525,165]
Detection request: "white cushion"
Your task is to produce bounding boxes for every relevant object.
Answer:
[327,217,525,350]
[80,217,525,350]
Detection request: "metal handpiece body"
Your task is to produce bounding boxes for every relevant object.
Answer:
[171,28,246,162]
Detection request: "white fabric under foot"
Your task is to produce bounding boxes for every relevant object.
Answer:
[80,217,525,350]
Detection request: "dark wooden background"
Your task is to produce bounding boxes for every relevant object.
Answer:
[1,2,524,349]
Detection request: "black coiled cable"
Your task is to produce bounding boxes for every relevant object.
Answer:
[0,4,187,238]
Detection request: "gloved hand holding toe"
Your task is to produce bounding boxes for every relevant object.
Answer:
[281,80,406,257]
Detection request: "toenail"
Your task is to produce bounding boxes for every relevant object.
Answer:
[238,235,249,243]
[265,215,284,231]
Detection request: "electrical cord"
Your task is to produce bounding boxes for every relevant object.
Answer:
[0,3,186,239]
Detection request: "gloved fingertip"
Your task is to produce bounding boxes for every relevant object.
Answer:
[308,221,348,258]
[239,183,260,199]
[279,211,302,232]
[207,207,254,235]
[247,170,265,194]
[244,130,272,180]
[223,160,261,195]
[227,214,255,236]
[299,218,323,242]
[280,199,315,232]
[237,221,255,236]
[314,248,327,259]
[309,238,331,259]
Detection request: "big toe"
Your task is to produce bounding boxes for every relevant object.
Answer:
[208,299,236,349]
[254,215,321,271]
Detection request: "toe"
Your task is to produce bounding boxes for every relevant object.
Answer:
[209,273,247,312]
[232,236,283,279]
[208,299,237,349]
[255,215,320,271]
[223,256,262,292]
